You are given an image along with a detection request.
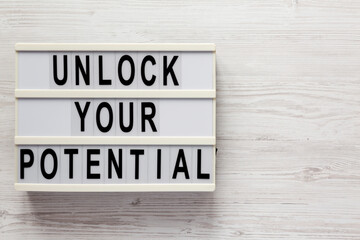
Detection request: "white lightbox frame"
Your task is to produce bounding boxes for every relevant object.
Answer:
[14,43,216,192]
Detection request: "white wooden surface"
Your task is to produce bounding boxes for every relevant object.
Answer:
[1,0,360,239]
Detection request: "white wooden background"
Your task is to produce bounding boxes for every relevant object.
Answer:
[1,0,360,239]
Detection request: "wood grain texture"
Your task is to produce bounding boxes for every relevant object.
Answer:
[1,0,360,239]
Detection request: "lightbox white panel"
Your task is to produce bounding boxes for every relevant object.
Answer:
[17,99,71,136]
[17,145,214,184]
[17,52,213,90]
[17,99,213,136]
[159,99,213,136]
[181,52,213,89]
[18,52,50,89]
